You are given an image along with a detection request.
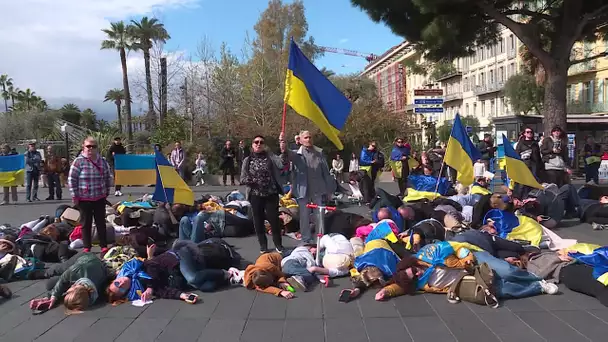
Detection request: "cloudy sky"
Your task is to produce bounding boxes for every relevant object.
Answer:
[0,0,402,120]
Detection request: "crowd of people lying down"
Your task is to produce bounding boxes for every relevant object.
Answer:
[1,178,608,313]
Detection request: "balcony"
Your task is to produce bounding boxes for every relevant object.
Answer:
[434,69,463,82]
[567,101,608,114]
[444,92,464,102]
[473,82,505,96]
[568,59,598,75]
[507,48,517,59]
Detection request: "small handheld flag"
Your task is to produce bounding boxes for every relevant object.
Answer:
[443,114,482,186]
[501,134,543,189]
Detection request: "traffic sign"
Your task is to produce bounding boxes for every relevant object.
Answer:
[414,89,444,96]
[415,107,444,113]
[414,98,444,105]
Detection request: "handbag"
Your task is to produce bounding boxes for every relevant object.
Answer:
[446,262,499,308]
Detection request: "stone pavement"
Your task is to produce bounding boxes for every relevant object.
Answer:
[1,184,608,341]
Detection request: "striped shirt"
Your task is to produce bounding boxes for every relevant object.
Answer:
[68,154,112,201]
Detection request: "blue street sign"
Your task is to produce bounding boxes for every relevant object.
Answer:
[414,98,444,105]
[414,107,444,113]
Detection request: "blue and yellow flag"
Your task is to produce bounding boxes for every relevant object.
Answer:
[444,114,481,186]
[152,148,194,206]
[501,134,543,189]
[0,154,24,187]
[114,154,157,186]
[285,40,352,150]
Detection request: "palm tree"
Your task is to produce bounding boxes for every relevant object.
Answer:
[0,74,13,111]
[130,17,170,127]
[101,21,134,143]
[104,88,125,133]
[320,67,335,78]
[60,103,82,125]
[80,108,98,130]
[17,88,37,111]
[32,97,48,112]
[7,84,16,108]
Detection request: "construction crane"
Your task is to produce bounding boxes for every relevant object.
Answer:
[318,46,377,62]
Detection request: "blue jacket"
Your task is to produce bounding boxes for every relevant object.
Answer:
[359,148,376,167]
[390,145,410,161]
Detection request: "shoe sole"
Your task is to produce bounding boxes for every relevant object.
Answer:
[287,277,307,292]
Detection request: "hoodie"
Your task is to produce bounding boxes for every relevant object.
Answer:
[243,252,287,296]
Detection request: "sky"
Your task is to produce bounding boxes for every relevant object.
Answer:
[0,0,403,119]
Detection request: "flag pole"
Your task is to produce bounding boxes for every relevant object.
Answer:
[281,102,287,134]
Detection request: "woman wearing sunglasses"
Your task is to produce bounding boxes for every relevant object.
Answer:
[68,137,113,256]
[240,135,286,254]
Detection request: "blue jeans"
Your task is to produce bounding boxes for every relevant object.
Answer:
[178,214,207,243]
[586,163,600,183]
[473,251,542,299]
[176,248,227,292]
[25,171,39,200]
[282,259,316,287]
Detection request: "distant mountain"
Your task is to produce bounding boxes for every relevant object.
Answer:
[44,97,147,120]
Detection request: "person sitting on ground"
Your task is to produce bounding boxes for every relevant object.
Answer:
[243,252,294,299]
[348,170,375,204]
[471,177,492,195]
[29,252,110,313]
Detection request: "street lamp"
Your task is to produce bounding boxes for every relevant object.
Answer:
[60,123,72,162]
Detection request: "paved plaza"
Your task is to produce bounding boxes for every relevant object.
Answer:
[1,184,608,341]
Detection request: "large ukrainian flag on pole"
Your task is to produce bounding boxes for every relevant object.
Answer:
[284,40,352,150]
[152,148,194,206]
[444,114,482,186]
[501,134,543,189]
[0,154,24,187]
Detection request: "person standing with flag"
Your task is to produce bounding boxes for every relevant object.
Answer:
[390,138,411,197]
[279,131,334,244]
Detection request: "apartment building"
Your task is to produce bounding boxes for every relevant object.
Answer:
[566,40,608,114]
[362,28,524,137]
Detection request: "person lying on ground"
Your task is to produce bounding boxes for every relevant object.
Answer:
[449,226,537,263]
[374,242,557,301]
[579,195,608,230]
[318,234,355,278]
[29,252,110,313]
[17,224,78,263]
[179,208,254,243]
[243,251,294,299]
[520,183,580,229]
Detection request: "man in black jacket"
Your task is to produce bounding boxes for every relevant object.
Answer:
[107,137,127,196]
[220,140,237,186]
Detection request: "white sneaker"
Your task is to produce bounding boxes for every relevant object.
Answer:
[195,182,201,186]
[592,222,607,230]
[115,190,123,196]
[228,267,244,285]
[540,280,558,295]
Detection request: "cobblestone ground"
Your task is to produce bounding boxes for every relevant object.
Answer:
[1,184,608,342]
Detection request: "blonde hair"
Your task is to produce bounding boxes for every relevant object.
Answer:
[64,286,91,314]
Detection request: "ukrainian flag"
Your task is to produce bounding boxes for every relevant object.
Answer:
[501,134,543,189]
[284,40,352,150]
[114,154,157,186]
[444,114,481,186]
[152,148,194,206]
[0,154,24,187]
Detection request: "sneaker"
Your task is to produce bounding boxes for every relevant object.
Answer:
[260,249,269,255]
[195,182,201,186]
[45,197,54,200]
[33,197,40,201]
[287,276,308,292]
[115,190,123,196]
[228,267,244,285]
[275,247,285,255]
[540,280,558,295]
[0,201,6,206]
[592,222,607,230]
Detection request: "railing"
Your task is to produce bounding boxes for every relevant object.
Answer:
[444,92,464,101]
[434,69,463,82]
[568,60,598,75]
[473,82,505,95]
[507,48,517,59]
[567,101,608,114]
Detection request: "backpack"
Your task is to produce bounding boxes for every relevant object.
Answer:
[446,262,499,308]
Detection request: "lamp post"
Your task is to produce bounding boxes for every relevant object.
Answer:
[60,124,72,162]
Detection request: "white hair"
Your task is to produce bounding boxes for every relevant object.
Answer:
[299,130,311,137]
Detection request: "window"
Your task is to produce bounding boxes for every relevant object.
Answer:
[500,97,506,115]
[511,62,516,74]
[566,85,572,103]
[499,66,505,82]
[481,101,486,117]
[466,104,470,115]
[584,81,594,103]
[490,100,495,117]
[463,77,468,91]
[473,102,477,116]
[600,80,606,103]
[490,70,495,84]
[509,34,514,50]
[500,38,505,53]
[481,72,485,86]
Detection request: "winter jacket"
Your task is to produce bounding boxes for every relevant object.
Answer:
[243,252,287,296]
[49,253,109,301]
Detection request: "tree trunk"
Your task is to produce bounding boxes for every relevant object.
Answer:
[144,49,156,130]
[1,85,7,112]
[115,101,123,133]
[120,48,133,146]
[541,66,569,136]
